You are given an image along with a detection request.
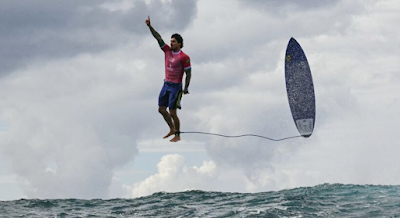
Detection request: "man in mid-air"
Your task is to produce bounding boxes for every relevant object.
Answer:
[145,16,192,142]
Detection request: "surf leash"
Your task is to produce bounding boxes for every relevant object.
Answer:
[178,131,302,141]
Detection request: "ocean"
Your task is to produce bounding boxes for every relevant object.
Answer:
[1,183,399,217]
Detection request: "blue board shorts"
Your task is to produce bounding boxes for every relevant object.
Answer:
[158,81,183,109]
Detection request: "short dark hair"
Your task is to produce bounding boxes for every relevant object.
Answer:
[171,33,184,48]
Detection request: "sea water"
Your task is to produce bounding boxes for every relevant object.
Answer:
[1,183,400,217]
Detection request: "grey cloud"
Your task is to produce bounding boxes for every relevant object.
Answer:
[185,0,368,97]
[241,0,341,11]
[190,0,364,66]
[0,0,198,77]
[0,42,159,198]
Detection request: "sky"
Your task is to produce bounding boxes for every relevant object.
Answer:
[0,0,399,200]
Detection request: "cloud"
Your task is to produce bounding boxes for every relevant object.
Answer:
[131,154,248,198]
[0,0,198,77]
[0,48,141,198]
[242,0,342,11]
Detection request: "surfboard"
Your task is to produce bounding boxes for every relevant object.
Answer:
[285,38,316,137]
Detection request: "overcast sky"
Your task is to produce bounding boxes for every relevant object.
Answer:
[1,0,399,200]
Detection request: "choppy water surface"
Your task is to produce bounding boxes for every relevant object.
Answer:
[1,184,400,217]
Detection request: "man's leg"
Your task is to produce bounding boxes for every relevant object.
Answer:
[169,109,181,142]
[158,106,175,139]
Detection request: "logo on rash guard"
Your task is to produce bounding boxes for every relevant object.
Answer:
[168,57,176,71]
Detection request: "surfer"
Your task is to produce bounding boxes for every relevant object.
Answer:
[145,16,192,142]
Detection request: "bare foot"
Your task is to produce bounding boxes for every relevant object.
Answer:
[163,130,175,139]
[170,135,181,142]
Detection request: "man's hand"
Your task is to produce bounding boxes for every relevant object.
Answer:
[183,89,189,94]
[145,16,151,26]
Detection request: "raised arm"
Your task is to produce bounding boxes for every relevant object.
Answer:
[145,16,165,47]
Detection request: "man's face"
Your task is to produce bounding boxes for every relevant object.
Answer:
[170,38,181,50]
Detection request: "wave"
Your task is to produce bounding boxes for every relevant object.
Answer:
[1,183,400,217]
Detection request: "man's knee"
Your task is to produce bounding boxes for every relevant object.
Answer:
[158,107,168,115]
